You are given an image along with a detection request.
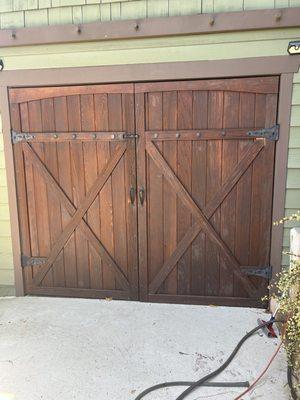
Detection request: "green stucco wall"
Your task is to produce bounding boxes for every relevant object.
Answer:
[0,0,299,286]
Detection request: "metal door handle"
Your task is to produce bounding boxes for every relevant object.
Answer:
[129,187,136,205]
[139,187,145,206]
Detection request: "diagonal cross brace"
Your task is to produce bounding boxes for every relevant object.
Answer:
[23,142,129,290]
[147,140,265,297]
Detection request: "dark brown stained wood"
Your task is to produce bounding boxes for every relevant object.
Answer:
[19,103,39,286]
[32,143,127,287]
[22,143,130,290]
[162,91,177,294]
[234,92,256,297]
[106,94,121,290]
[147,92,164,292]
[10,77,278,306]
[219,92,239,297]
[206,91,223,296]
[28,100,52,286]
[42,98,65,287]
[191,141,206,295]
[138,76,278,306]
[135,77,279,94]
[10,84,138,300]
[70,127,90,288]
[135,92,148,301]
[146,141,257,297]
[121,93,139,299]
[55,96,77,288]
[177,91,192,294]
[148,140,265,295]
[111,95,127,291]
[10,84,134,104]
[83,141,102,290]
[249,94,277,295]
[10,103,31,290]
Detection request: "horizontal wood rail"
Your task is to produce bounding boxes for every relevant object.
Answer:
[9,84,134,103]
[12,131,130,143]
[145,129,263,141]
[136,77,279,94]
[0,8,299,48]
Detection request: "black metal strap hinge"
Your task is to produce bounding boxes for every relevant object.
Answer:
[11,131,35,144]
[247,125,279,141]
[21,255,47,267]
[241,265,272,280]
[123,133,139,139]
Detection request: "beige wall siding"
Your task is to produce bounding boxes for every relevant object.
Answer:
[0,0,300,28]
[283,72,300,266]
[0,118,14,285]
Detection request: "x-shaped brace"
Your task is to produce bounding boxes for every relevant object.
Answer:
[146,139,265,297]
[23,142,130,291]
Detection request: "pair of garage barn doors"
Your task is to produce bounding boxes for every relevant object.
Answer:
[10,76,279,307]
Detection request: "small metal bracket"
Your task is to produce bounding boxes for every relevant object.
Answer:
[21,255,47,267]
[12,131,35,144]
[241,265,272,280]
[247,125,279,141]
[123,133,139,139]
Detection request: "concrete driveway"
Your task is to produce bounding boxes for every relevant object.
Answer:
[0,297,290,400]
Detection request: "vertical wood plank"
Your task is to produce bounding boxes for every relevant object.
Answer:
[135,91,148,300]
[28,100,52,286]
[122,92,139,299]
[235,92,255,297]
[177,90,192,295]
[57,96,77,288]
[162,91,178,294]
[110,93,127,291]
[147,92,164,292]
[11,103,31,289]
[220,91,239,297]
[250,93,277,294]
[66,95,89,289]
[191,90,208,295]
[81,94,102,289]
[206,91,223,296]
[20,103,37,286]
[42,98,65,287]
[97,93,115,290]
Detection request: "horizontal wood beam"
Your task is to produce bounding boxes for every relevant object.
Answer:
[0,8,299,48]
[1,56,299,87]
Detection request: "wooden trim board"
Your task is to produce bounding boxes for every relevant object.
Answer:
[0,56,299,298]
[0,8,299,48]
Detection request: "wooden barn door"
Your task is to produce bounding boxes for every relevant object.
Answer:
[136,77,279,307]
[10,84,139,300]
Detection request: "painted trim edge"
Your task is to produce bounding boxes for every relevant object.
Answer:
[0,56,299,87]
[0,7,299,48]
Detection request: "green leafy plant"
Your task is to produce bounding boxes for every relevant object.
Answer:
[271,211,300,396]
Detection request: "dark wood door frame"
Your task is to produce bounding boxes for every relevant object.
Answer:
[0,55,299,297]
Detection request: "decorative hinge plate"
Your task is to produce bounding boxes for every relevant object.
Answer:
[123,133,139,139]
[241,265,272,280]
[12,131,35,144]
[21,255,47,267]
[247,125,279,141]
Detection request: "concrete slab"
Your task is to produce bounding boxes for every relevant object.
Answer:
[0,297,289,400]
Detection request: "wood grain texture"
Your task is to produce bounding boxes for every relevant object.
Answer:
[9,76,278,305]
[10,84,138,299]
[138,77,278,306]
